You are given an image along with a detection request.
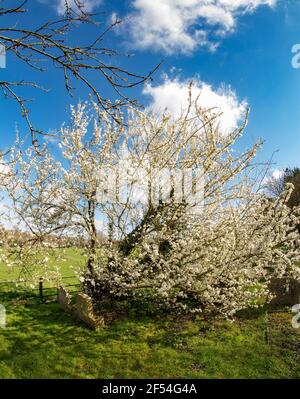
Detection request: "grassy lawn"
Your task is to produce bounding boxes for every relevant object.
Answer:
[0,293,299,378]
[0,247,85,283]
[0,249,299,379]
[0,247,85,303]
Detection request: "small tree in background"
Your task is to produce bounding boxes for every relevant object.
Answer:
[266,168,300,208]
[282,168,300,209]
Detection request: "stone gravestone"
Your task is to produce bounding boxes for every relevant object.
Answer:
[57,286,104,330]
[0,304,6,329]
[57,286,73,313]
[269,278,300,307]
[74,293,105,330]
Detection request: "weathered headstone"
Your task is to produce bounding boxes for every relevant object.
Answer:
[269,278,300,307]
[74,292,105,330]
[57,287,104,330]
[57,286,73,313]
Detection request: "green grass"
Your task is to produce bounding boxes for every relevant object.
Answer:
[0,247,85,283]
[0,294,299,378]
[0,247,85,300]
[0,249,299,379]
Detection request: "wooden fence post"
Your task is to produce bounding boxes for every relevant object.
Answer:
[39,277,44,303]
[264,311,270,345]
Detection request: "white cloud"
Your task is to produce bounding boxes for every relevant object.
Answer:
[56,0,102,15]
[143,77,247,135]
[95,218,108,234]
[272,169,284,180]
[261,168,284,189]
[126,0,277,54]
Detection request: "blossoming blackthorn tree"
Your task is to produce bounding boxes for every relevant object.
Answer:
[5,96,300,316]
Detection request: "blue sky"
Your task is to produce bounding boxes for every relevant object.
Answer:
[2,0,300,173]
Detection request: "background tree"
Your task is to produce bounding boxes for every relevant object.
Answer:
[267,167,300,208]
[283,168,300,208]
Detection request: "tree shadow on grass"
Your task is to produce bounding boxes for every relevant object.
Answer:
[2,296,298,379]
[1,299,178,378]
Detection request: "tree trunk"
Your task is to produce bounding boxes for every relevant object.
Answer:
[87,197,97,277]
